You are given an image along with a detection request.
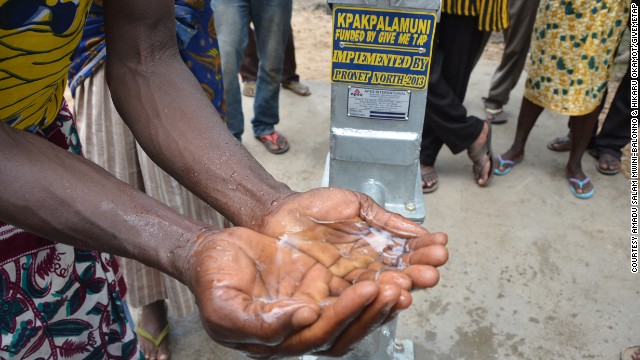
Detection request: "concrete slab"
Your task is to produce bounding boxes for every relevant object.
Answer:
[134,58,638,359]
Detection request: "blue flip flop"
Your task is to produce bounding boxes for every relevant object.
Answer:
[568,177,595,199]
[494,154,521,176]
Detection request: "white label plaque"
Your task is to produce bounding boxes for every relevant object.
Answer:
[347,87,411,121]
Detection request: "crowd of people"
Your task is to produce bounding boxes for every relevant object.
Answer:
[492,0,630,200]
[421,0,630,202]
[0,0,448,359]
[0,0,634,359]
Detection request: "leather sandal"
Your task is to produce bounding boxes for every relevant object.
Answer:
[282,82,311,96]
[468,119,494,187]
[547,135,572,152]
[421,166,438,194]
[596,152,621,175]
[242,81,256,97]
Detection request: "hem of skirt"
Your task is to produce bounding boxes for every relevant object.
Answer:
[524,93,600,117]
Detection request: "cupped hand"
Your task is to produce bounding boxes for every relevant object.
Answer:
[261,188,448,291]
[214,188,448,355]
[185,227,410,358]
[185,188,448,358]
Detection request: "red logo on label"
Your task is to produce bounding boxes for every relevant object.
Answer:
[352,89,362,96]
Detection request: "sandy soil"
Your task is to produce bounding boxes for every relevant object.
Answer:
[67,5,629,176]
[291,3,333,80]
[291,6,630,177]
[290,4,508,81]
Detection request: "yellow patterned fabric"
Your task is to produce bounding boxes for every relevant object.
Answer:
[524,1,628,116]
[441,0,509,31]
[0,0,90,132]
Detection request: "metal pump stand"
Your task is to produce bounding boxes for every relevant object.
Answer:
[307,0,440,359]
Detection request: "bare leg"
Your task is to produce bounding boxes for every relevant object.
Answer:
[496,97,544,172]
[566,109,598,195]
[138,300,170,360]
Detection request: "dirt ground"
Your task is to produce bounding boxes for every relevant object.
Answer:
[290,2,333,81]
[291,4,518,81]
[291,5,631,177]
[65,5,629,176]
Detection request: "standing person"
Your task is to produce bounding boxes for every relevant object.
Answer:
[483,0,540,125]
[420,0,509,193]
[241,25,311,98]
[212,0,292,154]
[494,0,629,199]
[68,1,226,359]
[0,0,449,358]
[546,61,631,176]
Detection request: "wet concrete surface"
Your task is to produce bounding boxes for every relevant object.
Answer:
[131,57,638,359]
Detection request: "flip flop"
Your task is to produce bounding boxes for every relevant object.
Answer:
[242,81,256,97]
[568,177,595,199]
[256,131,290,154]
[136,322,170,348]
[494,154,521,176]
[468,120,494,187]
[282,82,311,96]
[421,167,438,194]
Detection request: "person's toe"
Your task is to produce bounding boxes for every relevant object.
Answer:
[424,176,436,188]
[477,161,490,185]
[157,340,170,360]
[499,160,512,172]
[420,166,437,192]
[569,176,593,195]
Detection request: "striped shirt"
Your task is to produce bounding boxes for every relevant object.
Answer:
[442,0,509,31]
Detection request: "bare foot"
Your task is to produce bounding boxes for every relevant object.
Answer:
[138,300,170,360]
[467,121,493,186]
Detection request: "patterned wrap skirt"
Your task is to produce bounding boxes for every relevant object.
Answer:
[0,101,143,359]
[524,0,629,116]
[73,64,227,318]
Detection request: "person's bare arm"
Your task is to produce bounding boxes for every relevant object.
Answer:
[101,4,449,355]
[0,126,406,357]
[0,123,203,284]
[103,0,290,230]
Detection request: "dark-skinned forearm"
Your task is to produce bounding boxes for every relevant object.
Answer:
[103,0,292,231]
[0,124,204,285]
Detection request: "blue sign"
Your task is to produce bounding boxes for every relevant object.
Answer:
[331,6,436,90]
